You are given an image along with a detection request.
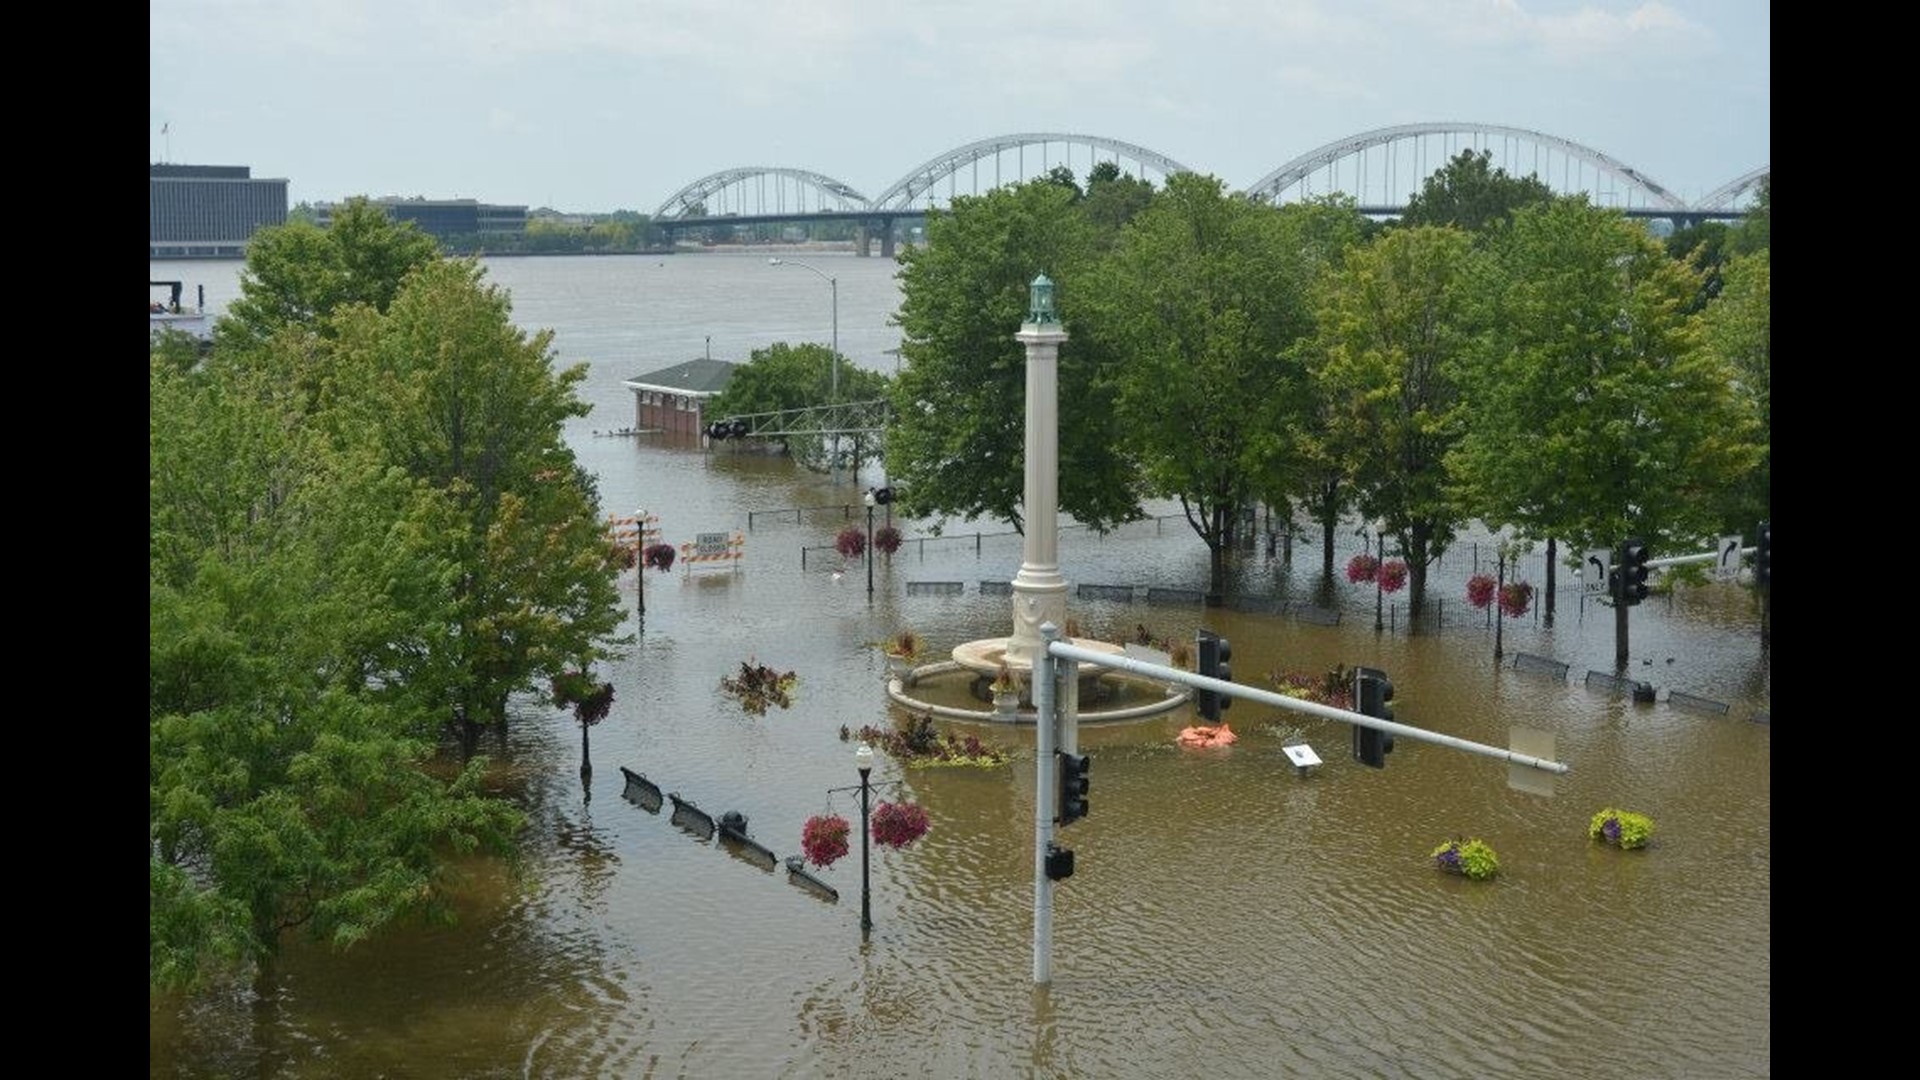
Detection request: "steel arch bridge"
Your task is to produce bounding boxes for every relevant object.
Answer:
[868,132,1193,211]
[654,166,871,221]
[644,126,1760,251]
[1244,122,1689,212]
[1695,165,1770,211]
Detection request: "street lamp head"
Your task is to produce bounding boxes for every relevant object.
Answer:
[855,743,875,774]
[1028,274,1057,325]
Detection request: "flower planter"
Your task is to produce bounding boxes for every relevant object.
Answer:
[1589,808,1655,850]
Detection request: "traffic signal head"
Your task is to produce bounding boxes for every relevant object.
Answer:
[1352,666,1396,769]
[1621,538,1651,605]
[1044,841,1076,881]
[1755,521,1770,588]
[1196,630,1233,722]
[1057,752,1090,825]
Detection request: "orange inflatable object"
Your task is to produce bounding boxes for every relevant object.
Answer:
[1177,723,1238,748]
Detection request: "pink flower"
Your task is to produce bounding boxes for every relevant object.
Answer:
[1377,560,1408,594]
[1499,581,1533,618]
[1466,574,1496,609]
[1346,553,1379,583]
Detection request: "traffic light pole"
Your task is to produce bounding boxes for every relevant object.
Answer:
[1041,639,1572,775]
[1032,623,1060,985]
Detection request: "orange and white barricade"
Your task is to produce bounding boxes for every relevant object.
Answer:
[680,531,745,572]
[606,511,663,557]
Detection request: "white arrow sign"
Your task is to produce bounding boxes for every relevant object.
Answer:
[1583,549,1611,596]
[1716,535,1743,581]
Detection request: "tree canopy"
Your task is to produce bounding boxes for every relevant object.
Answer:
[888,178,1137,532]
[152,208,622,991]
[1399,149,1556,235]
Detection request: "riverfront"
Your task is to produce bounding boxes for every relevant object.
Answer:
[151,252,1769,1079]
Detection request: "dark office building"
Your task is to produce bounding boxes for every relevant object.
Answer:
[314,198,529,241]
[150,164,290,258]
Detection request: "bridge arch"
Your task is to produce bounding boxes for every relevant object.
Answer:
[870,133,1194,211]
[654,167,870,220]
[1243,122,1686,212]
[1695,165,1769,211]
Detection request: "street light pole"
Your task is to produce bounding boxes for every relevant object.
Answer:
[863,489,876,600]
[855,743,874,939]
[768,257,839,471]
[1374,530,1385,634]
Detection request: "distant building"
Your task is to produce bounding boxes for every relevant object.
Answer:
[315,198,529,241]
[624,358,738,436]
[150,164,290,258]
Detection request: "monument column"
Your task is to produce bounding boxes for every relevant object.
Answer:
[1005,275,1069,666]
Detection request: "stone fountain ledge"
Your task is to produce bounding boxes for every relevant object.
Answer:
[886,658,1191,725]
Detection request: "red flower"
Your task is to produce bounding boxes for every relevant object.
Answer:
[643,543,676,572]
[1377,559,1408,594]
[1466,574,1496,609]
[836,526,867,558]
[873,525,902,555]
[1499,581,1534,618]
[1346,553,1379,583]
[870,801,930,849]
[801,814,851,868]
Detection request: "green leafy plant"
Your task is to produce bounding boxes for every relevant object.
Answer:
[719,658,797,715]
[851,715,1008,769]
[1432,837,1500,881]
[1589,808,1656,849]
[991,662,1020,696]
[882,628,922,662]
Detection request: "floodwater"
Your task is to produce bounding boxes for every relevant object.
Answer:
[151,253,1770,1078]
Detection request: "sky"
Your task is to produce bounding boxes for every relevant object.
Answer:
[150,1,1768,214]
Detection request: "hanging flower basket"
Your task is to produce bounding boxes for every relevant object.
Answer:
[1377,559,1408,594]
[1466,574,1497,609]
[1346,553,1380,583]
[836,526,867,558]
[643,543,677,572]
[870,801,930,849]
[873,525,903,555]
[801,814,851,868]
[1432,837,1500,881]
[1589,808,1656,850]
[1498,581,1533,618]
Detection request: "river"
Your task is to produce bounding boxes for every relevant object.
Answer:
[150,252,1770,1079]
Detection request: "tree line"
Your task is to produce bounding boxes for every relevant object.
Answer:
[877,153,1767,660]
[151,202,627,991]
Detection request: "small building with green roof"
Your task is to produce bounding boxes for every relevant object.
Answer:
[623,357,738,436]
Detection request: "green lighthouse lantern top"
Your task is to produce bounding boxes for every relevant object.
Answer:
[1028,274,1057,325]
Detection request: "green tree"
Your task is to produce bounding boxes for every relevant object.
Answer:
[889,179,1138,532]
[1449,199,1762,667]
[150,349,521,991]
[704,341,890,468]
[1400,149,1555,235]
[1308,226,1480,618]
[1700,249,1770,536]
[323,259,626,751]
[1084,174,1337,599]
[222,197,441,347]
[1730,175,1770,255]
[1081,161,1158,239]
